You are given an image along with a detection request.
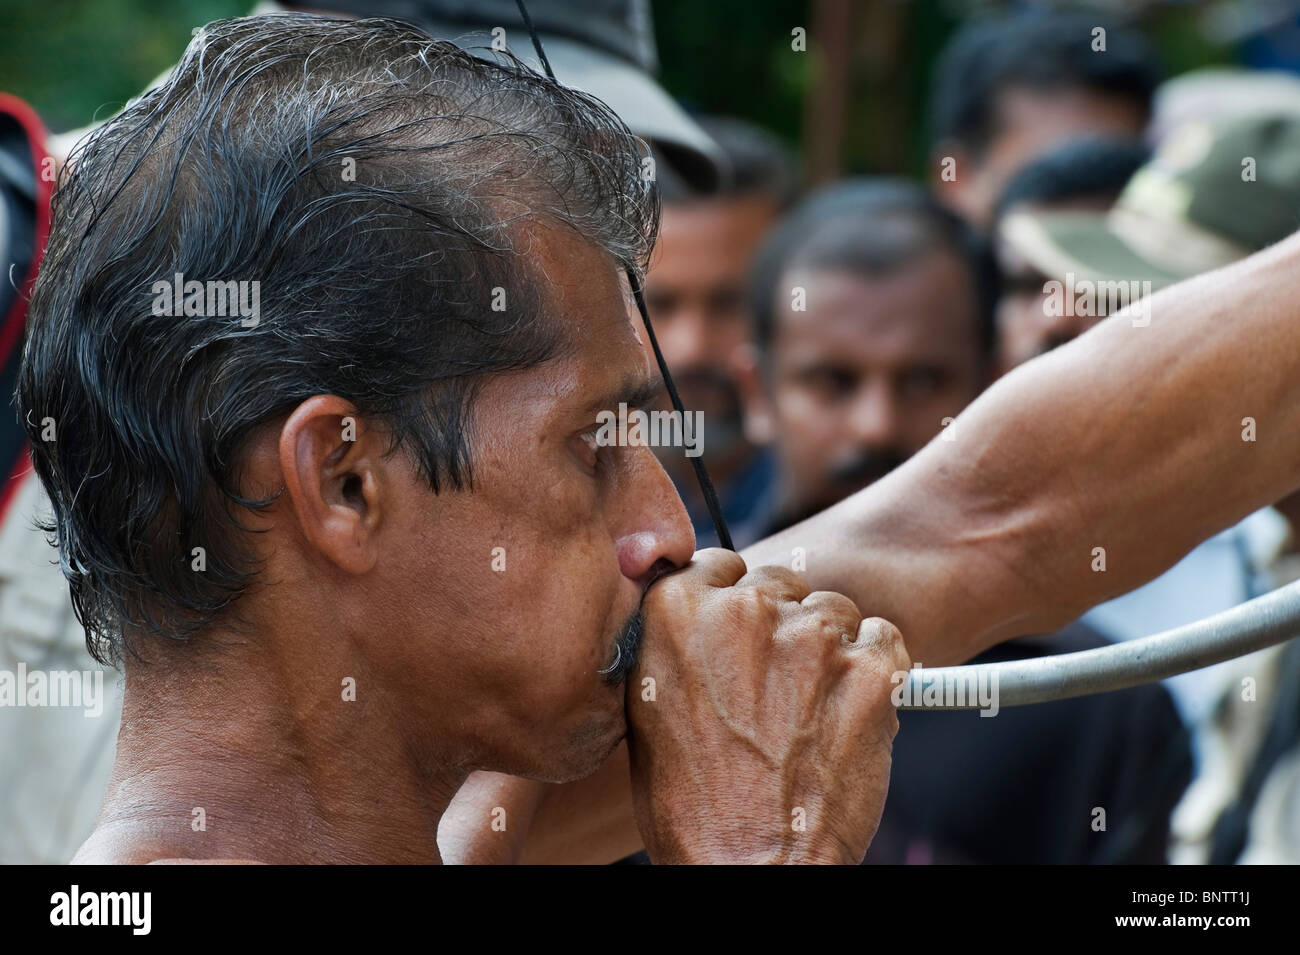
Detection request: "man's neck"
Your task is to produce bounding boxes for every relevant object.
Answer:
[77,629,467,864]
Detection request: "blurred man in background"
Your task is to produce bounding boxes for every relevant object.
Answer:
[745,180,995,532]
[929,9,1159,231]
[744,180,1191,863]
[644,116,797,547]
[991,136,1150,374]
[998,111,1300,863]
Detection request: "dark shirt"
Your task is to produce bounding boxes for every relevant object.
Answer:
[865,623,1192,864]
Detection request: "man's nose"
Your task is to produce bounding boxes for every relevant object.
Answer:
[848,377,902,447]
[614,448,698,590]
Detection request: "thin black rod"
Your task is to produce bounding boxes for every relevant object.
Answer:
[513,0,736,550]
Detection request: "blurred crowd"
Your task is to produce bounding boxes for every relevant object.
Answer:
[3,0,1300,863]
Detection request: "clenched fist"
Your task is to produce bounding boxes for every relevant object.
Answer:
[627,548,909,864]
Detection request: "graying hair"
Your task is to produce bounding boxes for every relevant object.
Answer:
[17,13,659,664]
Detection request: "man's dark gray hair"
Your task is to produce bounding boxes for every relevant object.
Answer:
[929,10,1159,158]
[16,14,658,664]
[750,178,998,358]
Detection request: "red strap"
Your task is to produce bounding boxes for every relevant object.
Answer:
[0,444,31,522]
[0,93,52,526]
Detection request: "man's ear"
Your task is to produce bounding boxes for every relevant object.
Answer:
[278,395,384,575]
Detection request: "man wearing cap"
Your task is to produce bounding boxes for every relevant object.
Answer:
[990,136,1151,373]
[997,111,1300,865]
[995,112,1299,728]
[1000,114,1300,298]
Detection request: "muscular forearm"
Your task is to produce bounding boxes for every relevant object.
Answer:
[745,231,1300,665]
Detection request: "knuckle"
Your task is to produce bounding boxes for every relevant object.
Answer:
[729,586,779,631]
[860,616,905,654]
[802,589,860,617]
[694,547,747,577]
[754,564,807,589]
[884,623,911,670]
[810,611,854,649]
[783,567,813,591]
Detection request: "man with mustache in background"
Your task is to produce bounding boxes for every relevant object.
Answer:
[737,180,1191,863]
[742,180,995,534]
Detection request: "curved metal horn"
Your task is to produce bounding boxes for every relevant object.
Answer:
[899,577,1300,710]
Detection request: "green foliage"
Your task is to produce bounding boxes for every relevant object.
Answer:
[0,0,1242,176]
[0,0,249,132]
[652,0,809,147]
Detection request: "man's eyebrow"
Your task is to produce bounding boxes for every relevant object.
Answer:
[585,374,665,417]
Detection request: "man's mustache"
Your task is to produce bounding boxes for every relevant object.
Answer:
[599,558,677,686]
[827,448,909,488]
[599,608,645,686]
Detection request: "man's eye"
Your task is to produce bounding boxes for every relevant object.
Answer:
[579,429,605,471]
[899,368,946,398]
[707,289,745,319]
[802,368,855,399]
[644,293,675,320]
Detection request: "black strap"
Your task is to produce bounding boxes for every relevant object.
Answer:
[512,0,556,81]
[513,0,734,551]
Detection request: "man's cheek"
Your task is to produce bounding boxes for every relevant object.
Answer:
[544,570,621,670]
[903,396,959,452]
[508,616,602,713]
[784,410,840,480]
